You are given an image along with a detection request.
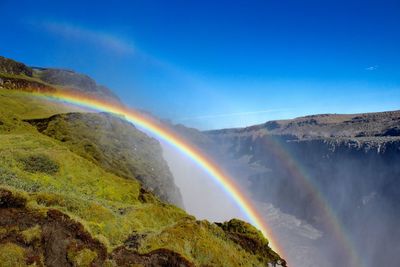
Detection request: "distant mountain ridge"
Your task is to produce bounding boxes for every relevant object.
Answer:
[0,56,120,103]
[207,110,400,140]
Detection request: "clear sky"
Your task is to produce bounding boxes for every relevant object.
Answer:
[1,0,399,129]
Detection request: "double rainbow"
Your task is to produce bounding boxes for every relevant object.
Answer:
[26,91,284,257]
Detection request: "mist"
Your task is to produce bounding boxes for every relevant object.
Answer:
[159,123,400,267]
[161,142,244,222]
[161,140,333,267]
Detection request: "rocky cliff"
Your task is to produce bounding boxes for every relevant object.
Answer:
[179,111,400,266]
[204,112,400,223]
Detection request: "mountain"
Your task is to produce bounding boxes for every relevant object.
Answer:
[0,56,120,103]
[0,56,285,266]
[175,112,400,266]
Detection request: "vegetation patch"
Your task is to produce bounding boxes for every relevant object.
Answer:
[216,219,285,266]
[68,248,98,267]
[216,218,269,248]
[21,225,42,244]
[26,112,183,206]
[18,154,59,175]
[0,168,41,192]
[0,242,28,267]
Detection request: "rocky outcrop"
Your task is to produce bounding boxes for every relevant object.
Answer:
[0,56,32,76]
[0,76,56,93]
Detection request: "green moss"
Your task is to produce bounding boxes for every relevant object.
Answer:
[67,248,97,267]
[216,219,284,265]
[0,128,187,249]
[0,89,85,122]
[138,220,268,266]
[21,225,42,244]
[0,242,28,267]
[103,259,117,267]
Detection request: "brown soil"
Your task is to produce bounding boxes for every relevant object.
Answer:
[0,189,194,267]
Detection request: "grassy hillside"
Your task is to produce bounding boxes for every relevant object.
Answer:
[0,90,284,266]
[26,112,183,207]
[0,56,285,266]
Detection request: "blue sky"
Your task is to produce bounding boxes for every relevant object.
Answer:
[0,0,399,129]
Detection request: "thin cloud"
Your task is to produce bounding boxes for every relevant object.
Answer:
[31,20,134,55]
[176,109,288,121]
[365,65,378,71]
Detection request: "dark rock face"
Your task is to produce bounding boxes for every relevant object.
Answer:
[0,56,33,76]
[380,126,400,137]
[0,76,56,93]
[175,110,400,267]
[212,135,400,223]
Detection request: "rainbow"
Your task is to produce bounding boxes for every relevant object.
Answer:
[258,136,363,267]
[24,91,285,259]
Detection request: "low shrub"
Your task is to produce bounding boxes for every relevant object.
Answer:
[18,154,59,175]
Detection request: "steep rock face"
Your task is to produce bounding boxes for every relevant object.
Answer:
[207,134,400,221]
[26,112,184,207]
[199,111,400,266]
